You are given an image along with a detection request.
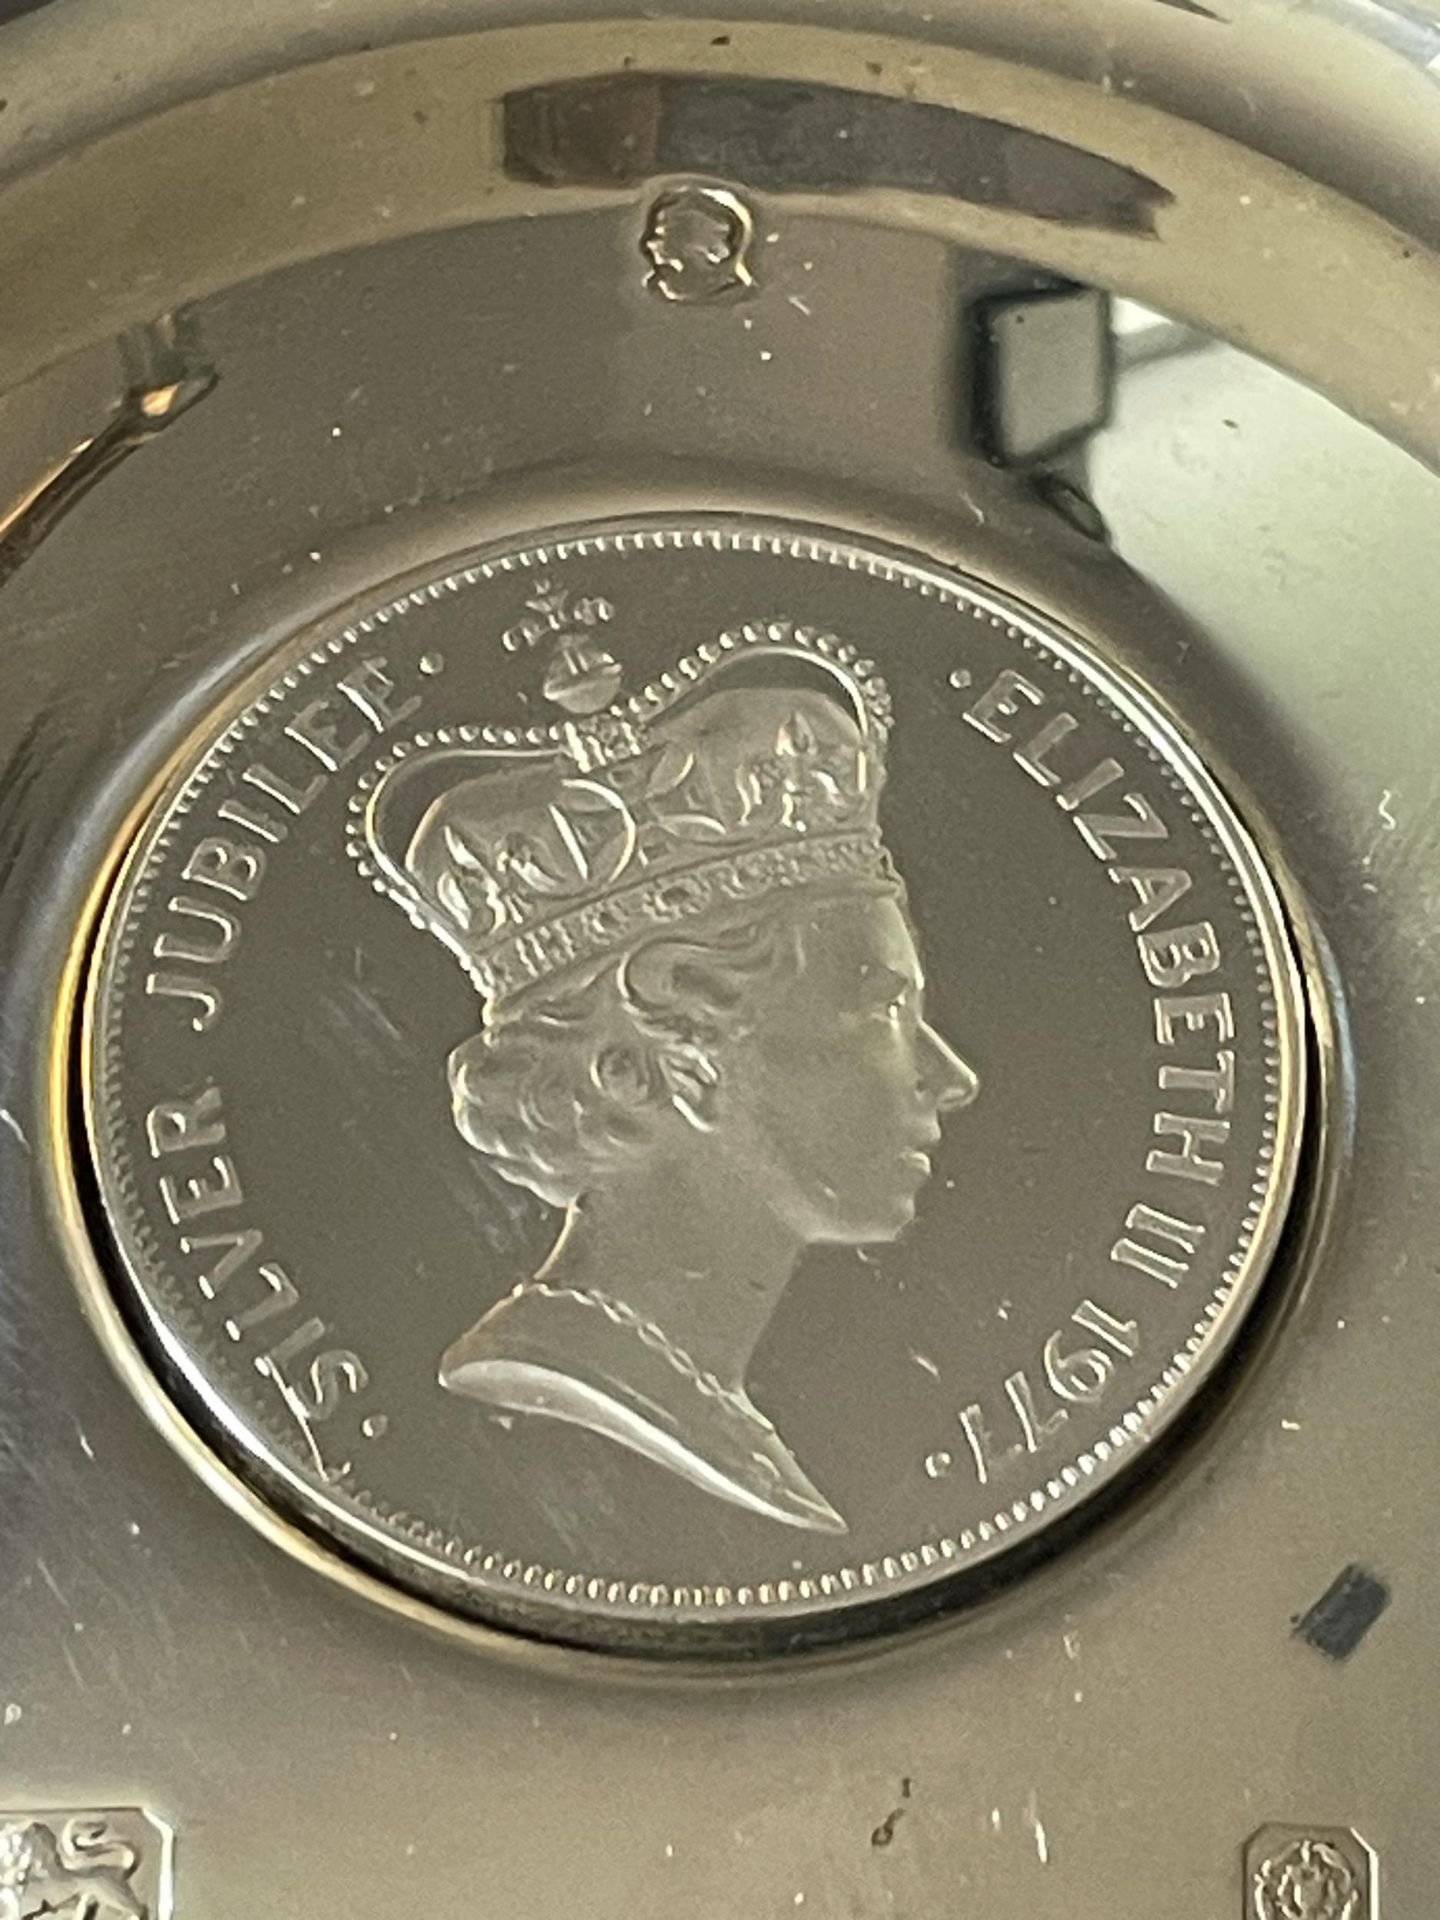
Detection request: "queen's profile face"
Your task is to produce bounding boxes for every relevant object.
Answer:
[357,627,981,1532]
[654,893,977,1247]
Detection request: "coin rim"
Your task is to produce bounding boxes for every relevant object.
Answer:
[80,511,1310,1644]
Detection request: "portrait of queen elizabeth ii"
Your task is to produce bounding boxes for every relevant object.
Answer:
[352,616,978,1534]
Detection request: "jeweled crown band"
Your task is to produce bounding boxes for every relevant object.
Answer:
[472,830,899,1005]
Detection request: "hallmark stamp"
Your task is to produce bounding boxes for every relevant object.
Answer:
[0,1808,172,1920]
[1246,1825,1377,1920]
[642,184,756,302]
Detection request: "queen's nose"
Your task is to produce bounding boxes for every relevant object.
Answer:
[918,1023,980,1111]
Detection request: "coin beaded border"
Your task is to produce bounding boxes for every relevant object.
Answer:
[91,520,1299,1623]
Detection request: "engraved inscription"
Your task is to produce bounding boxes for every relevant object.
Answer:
[928,1298,1140,1486]
[144,1085,383,1476]
[1111,1204,1206,1288]
[144,654,420,1031]
[929,663,1263,1489]
[0,1807,171,1920]
[1148,1112,1230,1185]
[958,666,1239,1185]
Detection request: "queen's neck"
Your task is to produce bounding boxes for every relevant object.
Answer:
[532,1155,803,1392]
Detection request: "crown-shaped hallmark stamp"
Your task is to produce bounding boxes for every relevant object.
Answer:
[347,608,899,1011]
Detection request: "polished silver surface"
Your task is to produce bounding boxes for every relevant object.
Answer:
[1,0,1437,1911]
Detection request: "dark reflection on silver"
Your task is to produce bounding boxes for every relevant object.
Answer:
[972,285,1113,467]
[503,74,1172,232]
[357,633,978,1531]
